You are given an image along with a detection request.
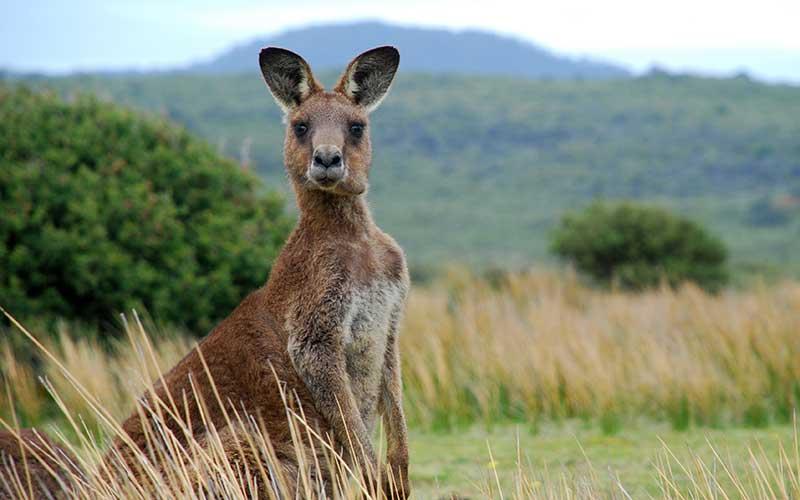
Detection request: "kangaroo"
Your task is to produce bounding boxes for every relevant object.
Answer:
[0,46,409,499]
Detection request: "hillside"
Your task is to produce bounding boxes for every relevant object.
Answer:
[12,72,800,275]
[188,21,629,79]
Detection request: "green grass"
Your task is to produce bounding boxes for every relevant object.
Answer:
[407,421,797,498]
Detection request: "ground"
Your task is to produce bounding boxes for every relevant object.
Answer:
[405,421,796,498]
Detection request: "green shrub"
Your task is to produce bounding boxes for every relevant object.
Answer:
[551,201,728,291]
[0,86,291,334]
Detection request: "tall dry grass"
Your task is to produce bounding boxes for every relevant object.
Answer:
[3,269,800,433]
[2,302,800,498]
[401,269,800,430]
[1,321,194,428]
[1,313,404,499]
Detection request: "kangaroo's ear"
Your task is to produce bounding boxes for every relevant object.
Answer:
[334,46,399,113]
[259,47,322,113]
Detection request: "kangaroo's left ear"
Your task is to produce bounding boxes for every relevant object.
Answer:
[334,46,399,113]
[259,47,322,113]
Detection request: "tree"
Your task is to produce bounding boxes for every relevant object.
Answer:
[551,201,728,291]
[0,86,292,334]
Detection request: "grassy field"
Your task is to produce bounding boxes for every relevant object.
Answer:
[409,421,798,498]
[2,271,800,497]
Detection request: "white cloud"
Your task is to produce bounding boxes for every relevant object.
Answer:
[188,0,800,51]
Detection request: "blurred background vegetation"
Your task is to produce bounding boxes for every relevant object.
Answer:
[3,21,800,333]
[8,66,800,279]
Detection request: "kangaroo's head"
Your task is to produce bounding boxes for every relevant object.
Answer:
[259,46,399,196]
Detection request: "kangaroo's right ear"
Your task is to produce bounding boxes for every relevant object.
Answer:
[259,47,322,113]
[334,46,399,113]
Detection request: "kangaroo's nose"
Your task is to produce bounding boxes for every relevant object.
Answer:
[313,146,342,168]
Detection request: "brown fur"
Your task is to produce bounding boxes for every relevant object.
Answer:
[0,46,409,499]
[0,429,80,498]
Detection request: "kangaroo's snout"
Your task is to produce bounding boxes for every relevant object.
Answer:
[309,145,346,186]
[313,145,342,168]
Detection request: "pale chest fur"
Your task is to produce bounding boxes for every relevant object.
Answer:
[342,278,407,429]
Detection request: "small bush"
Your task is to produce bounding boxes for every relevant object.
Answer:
[0,86,291,334]
[550,201,728,291]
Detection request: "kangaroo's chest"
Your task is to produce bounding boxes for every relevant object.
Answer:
[342,279,406,428]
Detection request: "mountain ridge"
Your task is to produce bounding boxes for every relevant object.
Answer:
[188,21,630,79]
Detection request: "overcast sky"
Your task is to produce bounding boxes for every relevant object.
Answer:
[2,0,799,82]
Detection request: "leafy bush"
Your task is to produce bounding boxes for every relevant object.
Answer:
[0,86,291,333]
[551,201,728,290]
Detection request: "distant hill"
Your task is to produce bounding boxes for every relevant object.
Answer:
[9,72,800,276]
[188,21,630,79]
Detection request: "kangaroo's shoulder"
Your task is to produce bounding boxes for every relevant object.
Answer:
[373,228,409,288]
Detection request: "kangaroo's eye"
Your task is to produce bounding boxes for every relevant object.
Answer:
[293,123,308,137]
[349,123,365,138]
